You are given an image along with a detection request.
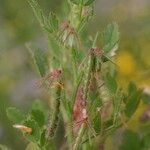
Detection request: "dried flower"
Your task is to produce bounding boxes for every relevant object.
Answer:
[13,124,32,134]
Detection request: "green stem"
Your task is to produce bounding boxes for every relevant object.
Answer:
[82,32,99,100]
[61,111,73,149]
[66,121,74,148]
[72,69,84,107]
[83,53,95,100]
[71,48,78,83]
[66,121,74,149]
[60,91,74,149]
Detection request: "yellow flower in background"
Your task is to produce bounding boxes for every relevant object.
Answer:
[116,52,137,76]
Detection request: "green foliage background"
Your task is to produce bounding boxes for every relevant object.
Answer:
[0,0,150,149]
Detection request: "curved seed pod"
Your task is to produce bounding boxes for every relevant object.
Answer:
[73,87,87,133]
[82,48,98,100]
[45,82,62,139]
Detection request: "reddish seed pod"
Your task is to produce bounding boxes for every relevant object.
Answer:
[89,47,104,56]
[50,69,62,79]
[73,87,87,133]
[60,20,70,30]
[44,69,62,80]
[68,27,76,34]
[36,69,62,88]
[59,20,81,47]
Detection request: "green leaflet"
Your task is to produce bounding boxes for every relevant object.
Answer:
[113,90,123,124]
[93,112,101,134]
[70,0,95,6]
[6,107,25,123]
[104,73,117,94]
[124,89,141,118]
[40,129,47,147]
[25,142,41,150]
[24,119,41,143]
[7,104,47,147]
[119,130,142,150]
[31,109,45,127]
[27,45,48,77]
[128,81,137,96]
[48,12,59,32]
[102,22,119,53]
[28,0,46,28]
[28,0,59,33]
[31,99,48,122]
[31,99,46,113]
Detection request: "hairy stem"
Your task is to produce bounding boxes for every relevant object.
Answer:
[46,86,61,139]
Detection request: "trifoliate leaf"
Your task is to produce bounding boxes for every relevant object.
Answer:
[119,130,141,150]
[6,107,25,123]
[102,22,119,54]
[28,0,59,34]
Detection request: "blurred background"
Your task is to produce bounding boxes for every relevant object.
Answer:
[0,0,149,149]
